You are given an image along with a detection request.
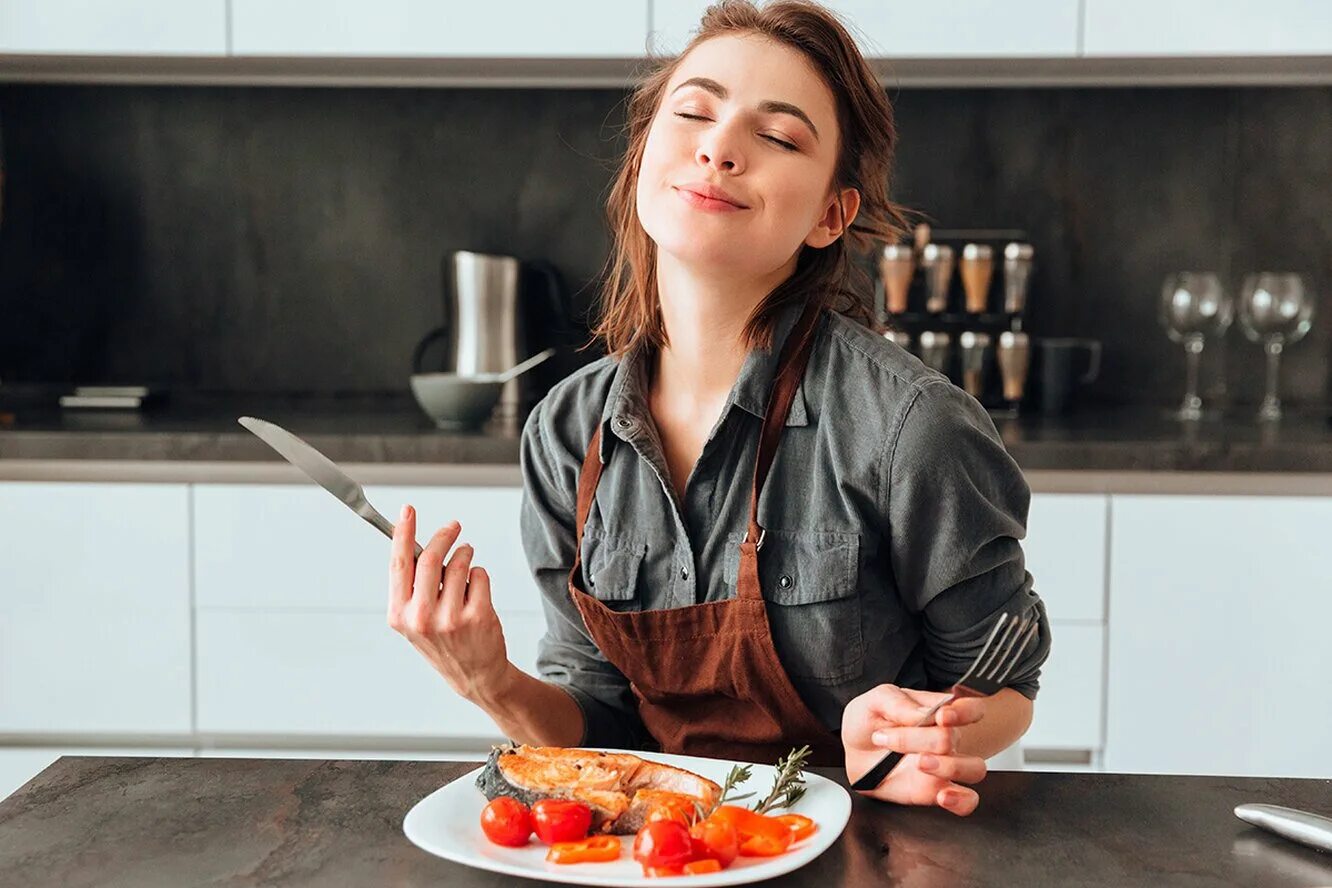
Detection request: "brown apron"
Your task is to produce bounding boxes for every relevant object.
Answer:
[567,300,844,767]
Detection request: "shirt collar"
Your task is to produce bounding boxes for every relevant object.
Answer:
[598,301,810,463]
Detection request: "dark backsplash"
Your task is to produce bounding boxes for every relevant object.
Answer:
[1,83,1329,409]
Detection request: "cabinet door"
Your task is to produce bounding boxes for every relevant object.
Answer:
[1105,495,1332,777]
[0,483,192,734]
[193,484,542,615]
[650,1,1079,58]
[1021,622,1104,753]
[1084,1,1332,56]
[0,0,226,55]
[1025,493,1108,621]
[231,0,649,57]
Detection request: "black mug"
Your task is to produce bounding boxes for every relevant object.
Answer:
[1033,338,1101,415]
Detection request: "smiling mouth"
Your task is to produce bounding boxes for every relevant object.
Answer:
[674,186,748,212]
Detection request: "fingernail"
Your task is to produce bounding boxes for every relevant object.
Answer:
[871,732,888,746]
[920,754,938,770]
[942,790,959,806]
[400,504,409,520]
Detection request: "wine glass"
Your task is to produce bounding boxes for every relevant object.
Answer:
[1238,273,1315,422]
[1159,272,1232,421]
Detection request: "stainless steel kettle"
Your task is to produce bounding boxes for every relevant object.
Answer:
[412,251,568,421]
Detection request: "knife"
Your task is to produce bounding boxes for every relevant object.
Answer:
[238,416,422,559]
[1235,803,1332,854]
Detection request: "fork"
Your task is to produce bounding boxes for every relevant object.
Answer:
[849,610,1040,792]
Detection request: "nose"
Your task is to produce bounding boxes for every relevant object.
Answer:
[694,122,745,175]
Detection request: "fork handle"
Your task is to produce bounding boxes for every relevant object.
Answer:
[849,694,956,792]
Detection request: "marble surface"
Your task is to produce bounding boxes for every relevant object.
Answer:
[1,756,1330,887]
[4,391,1332,473]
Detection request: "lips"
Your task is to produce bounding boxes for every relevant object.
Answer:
[674,181,749,210]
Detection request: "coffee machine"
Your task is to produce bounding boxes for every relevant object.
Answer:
[412,250,569,422]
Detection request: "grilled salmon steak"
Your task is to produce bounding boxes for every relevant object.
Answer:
[474,744,722,834]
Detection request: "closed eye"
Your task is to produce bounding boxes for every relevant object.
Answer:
[672,112,799,152]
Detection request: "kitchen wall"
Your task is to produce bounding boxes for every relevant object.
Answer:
[0,83,1329,408]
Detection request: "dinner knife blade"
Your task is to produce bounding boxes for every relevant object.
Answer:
[238,415,421,558]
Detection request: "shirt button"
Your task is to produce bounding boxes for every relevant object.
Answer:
[680,567,689,580]
[778,574,793,589]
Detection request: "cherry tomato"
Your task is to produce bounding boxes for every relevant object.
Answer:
[642,865,684,877]
[632,820,694,870]
[689,818,739,868]
[684,858,723,874]
[774,813,817,843]
[479,797,532,847]
[531,799,593,845]
[545,835,621,864]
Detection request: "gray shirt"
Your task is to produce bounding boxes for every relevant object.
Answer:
[518,301,1052,749]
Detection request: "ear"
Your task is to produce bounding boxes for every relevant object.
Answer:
[804,187,862,249]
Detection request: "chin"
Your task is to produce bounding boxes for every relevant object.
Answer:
[640,203,758,272]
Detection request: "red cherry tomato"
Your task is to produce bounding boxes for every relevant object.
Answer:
[689,817,739,868]
[531,799,593,845]
[479,797,532,847]
[632,820,694,870]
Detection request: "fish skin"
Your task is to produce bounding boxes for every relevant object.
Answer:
[474,744,721,835]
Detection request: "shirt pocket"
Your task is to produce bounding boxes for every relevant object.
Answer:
[725,528,865,684]
[582,531,647,612]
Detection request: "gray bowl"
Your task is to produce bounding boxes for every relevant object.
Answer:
[409,373,504,430]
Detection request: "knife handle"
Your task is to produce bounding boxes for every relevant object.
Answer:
[1235,803,1332,853]
[361,510,423,559]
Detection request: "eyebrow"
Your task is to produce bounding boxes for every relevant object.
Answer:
[670,76,820,141]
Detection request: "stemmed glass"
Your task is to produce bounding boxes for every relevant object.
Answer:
[1159,272,1232,421]
[1238,273,1315,422]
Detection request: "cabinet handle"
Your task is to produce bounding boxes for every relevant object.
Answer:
[1022,748,1094,766]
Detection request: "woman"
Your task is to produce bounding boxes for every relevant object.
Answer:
[388,0,1051,817]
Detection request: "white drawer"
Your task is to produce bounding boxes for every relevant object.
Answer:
[192,483,543,615]
[1024,494,1108,622]
[1021,622,1104,753]
[196,609,548,739]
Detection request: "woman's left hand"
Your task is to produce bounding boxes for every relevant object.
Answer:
[841,684,988,816]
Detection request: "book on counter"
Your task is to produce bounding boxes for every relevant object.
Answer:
[58,386,163,410]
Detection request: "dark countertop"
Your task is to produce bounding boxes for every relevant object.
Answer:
[2,756,1330,887]
[3,390,1332,473]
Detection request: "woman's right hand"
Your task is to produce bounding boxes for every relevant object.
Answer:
[387,504,512,705]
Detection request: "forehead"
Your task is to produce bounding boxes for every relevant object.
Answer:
[667,33,836,128]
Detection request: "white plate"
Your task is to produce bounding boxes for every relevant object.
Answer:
[403,748,852,886]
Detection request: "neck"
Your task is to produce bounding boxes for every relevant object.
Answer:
[651,252,796,411]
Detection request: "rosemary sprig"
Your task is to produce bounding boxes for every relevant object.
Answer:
[751,745,811,815]
[696,763,754,821]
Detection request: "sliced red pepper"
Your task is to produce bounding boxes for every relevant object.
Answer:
[774,813,818,842]
[545,835,621,864]
[708,806,792,855]
[683,858,723,874]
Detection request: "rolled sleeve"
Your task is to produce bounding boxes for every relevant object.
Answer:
[883,380,1052,699]
[519,400,651,749]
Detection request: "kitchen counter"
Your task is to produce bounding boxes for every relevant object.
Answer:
[4,391,1332,481]
[2,756,1330,887]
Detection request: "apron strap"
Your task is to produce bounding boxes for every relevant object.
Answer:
[744,300,824,547]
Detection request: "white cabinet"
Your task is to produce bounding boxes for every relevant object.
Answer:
[1104,495,1332,778]
[650,1,1079,58]
[231,0,650,57]
[1020,494,1108,757]
[0,0,226,55]
[0,483,192,735]
[193,484,542,615]
[1083,1,1332,57]
[195,610,546,738]
[191,483,548,740]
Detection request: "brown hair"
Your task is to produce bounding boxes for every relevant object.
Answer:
[592,0,908,357]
